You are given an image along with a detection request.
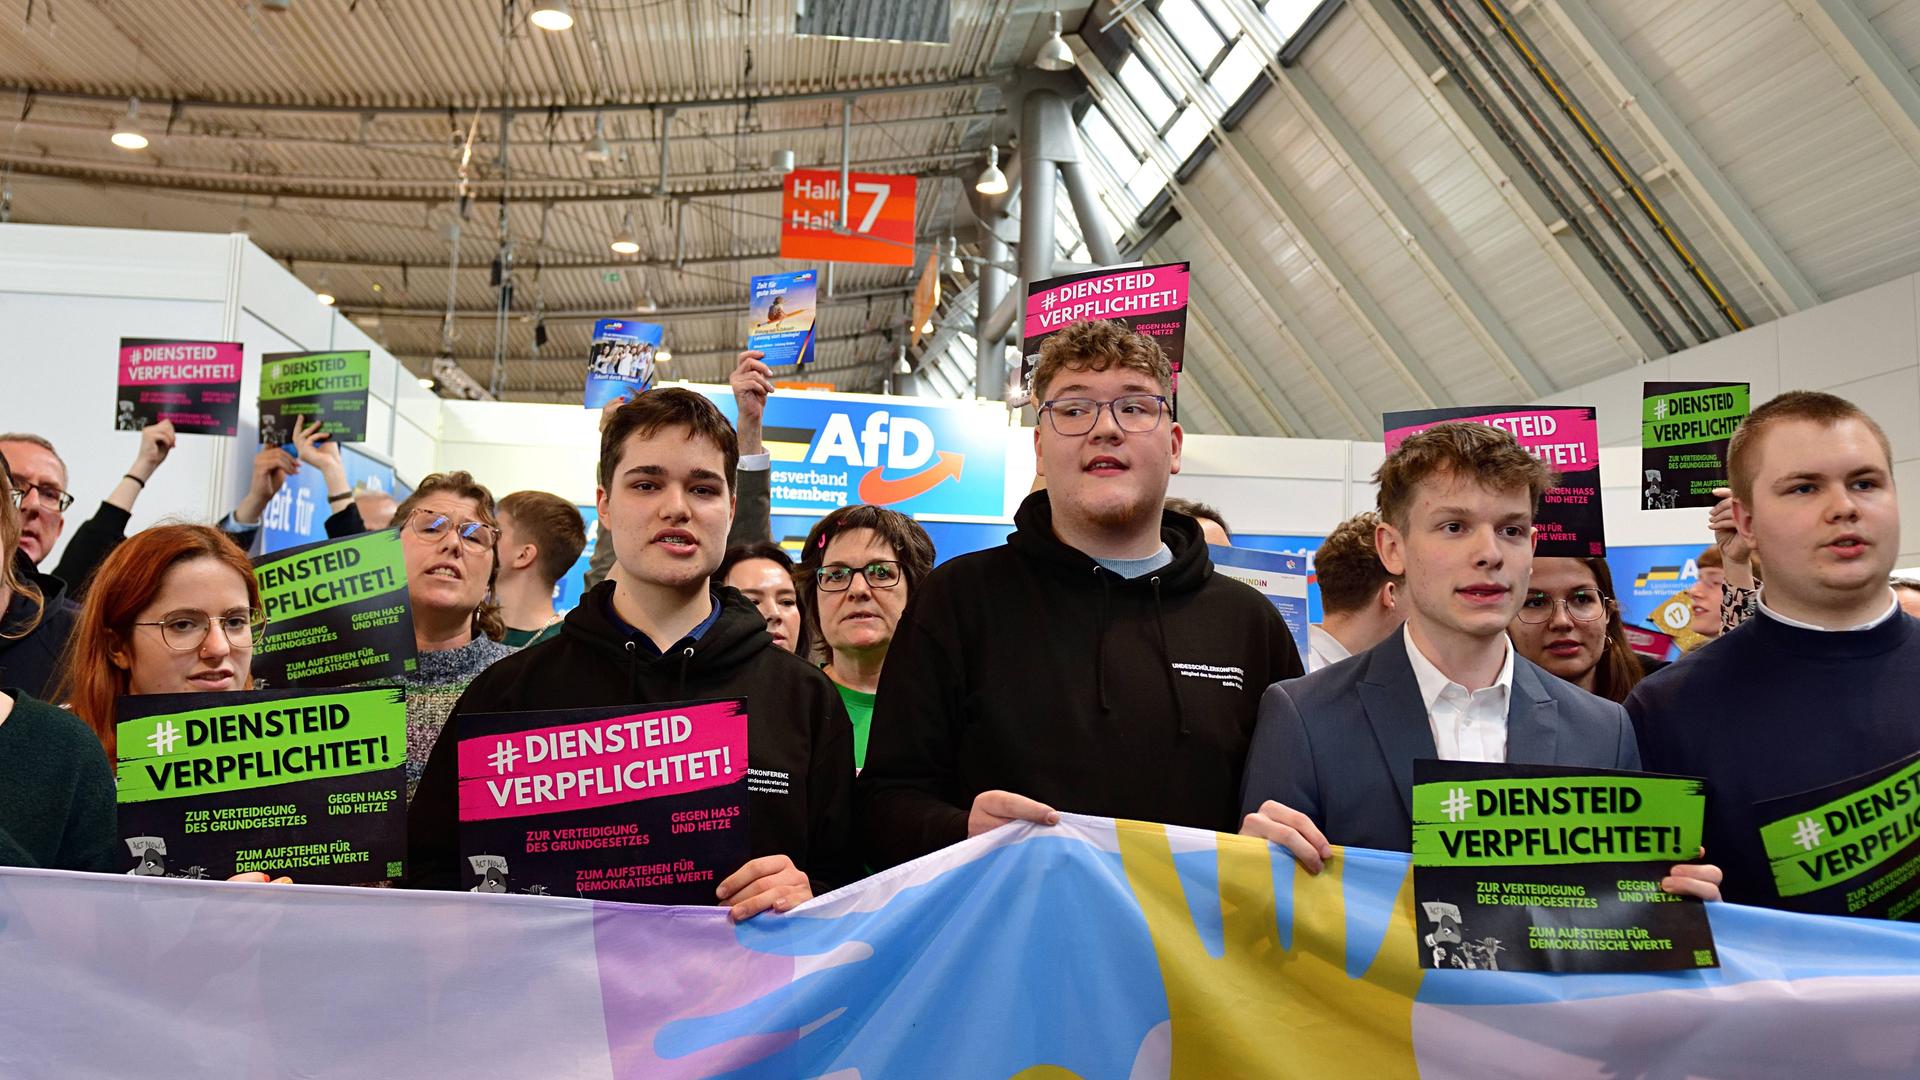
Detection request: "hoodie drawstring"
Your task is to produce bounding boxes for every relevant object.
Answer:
[678,646,694,695]
[1093,567,1111,714]
[1149,575,1190,737]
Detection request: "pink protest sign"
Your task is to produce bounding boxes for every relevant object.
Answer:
[455,698,750,904]
[115,338,244,435]
[1022,262,1190,396]
[1383,405,1606,557]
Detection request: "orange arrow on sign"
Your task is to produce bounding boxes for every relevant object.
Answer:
[856,451,965,505]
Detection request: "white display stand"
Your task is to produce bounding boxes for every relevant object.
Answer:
[0,223,440,567]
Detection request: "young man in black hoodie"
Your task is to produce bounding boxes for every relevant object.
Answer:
[856,319,1304,869]
[408,389,857,918]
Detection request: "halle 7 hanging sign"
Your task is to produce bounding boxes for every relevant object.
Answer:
[779,169,917,267]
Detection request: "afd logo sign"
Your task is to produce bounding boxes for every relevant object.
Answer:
[700,390,1007,518]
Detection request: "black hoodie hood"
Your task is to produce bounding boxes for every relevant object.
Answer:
[556,579,777,697]
[1007,489,1214,594]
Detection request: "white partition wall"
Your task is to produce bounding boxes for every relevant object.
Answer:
[0,222,440,566]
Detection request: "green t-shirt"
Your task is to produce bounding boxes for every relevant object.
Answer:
[835,682,876,771]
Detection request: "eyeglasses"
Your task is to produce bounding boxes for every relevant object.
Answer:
[1039,395,1169,437]
[133,609,266,652]
[404,508,500,551]
[1515,589,1611,625]
[10,482,74,513]
[816,561,903,592]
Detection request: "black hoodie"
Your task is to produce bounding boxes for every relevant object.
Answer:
[857,491,1304,869]
[407,580,858,892]
[0,554,77,702]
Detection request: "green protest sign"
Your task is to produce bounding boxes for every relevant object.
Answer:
[1642,381,1749,509]
[1410,761,1715,973]
[1757,750,1920,919]
[115,686,407,884]
[252,529,417,688]
[258,349,370,445]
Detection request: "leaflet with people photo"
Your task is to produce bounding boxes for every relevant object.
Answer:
[1022,262,1189,399]
[583,319,663,409]
[1384,406,1605,558]
[455,698,750,904]
[747,270,818,367]
[251,529,418,688]
[1410,760,1717,973]
[258,349,371,446]
[1755,749,1920,921]
[115,685,408,885]
[115,338,244,435]
[1642,381,1750,509]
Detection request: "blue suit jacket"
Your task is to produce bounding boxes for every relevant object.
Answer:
[1239,626,1641,853]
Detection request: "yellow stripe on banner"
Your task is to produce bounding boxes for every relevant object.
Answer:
[768,440,811,463]
[1113,821,1424,1077]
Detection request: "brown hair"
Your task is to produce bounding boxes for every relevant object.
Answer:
[54,525,261,756]
[1696,544,1723,570]
[1374,421,1557,530]
[598,388,739,492]
[498,490,587,586]
[1164,497,1230,539]
[1727,390,1892,504]
[1030,319,1173,403]
[394,471,507,643]
[1579,557,1645,704]
[1314,511,1400,615]
[0,450,44,640]
[796,505,937,659]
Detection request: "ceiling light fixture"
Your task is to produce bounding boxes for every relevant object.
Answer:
[893,344,913,375]
[1035,11,1075,71]
[110,99,149,151]
[772,148,796,174]
[583,113,613,163]
[656,347,673,363]
[943,235,965,274]
[530,0,574,31]
[610,209,640,255]
[974,145,1008,195]
[417,376,436,390]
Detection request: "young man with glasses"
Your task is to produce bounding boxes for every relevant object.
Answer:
[857,319,1303,869]
[1238,422,1721,901]
[409,389,856,919]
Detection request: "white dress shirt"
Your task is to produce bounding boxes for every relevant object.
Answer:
[1404,630,1514,764]
[1306,624,1352,673]
[1757,588,1899,632]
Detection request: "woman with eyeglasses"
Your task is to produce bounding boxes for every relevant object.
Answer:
[0,450,115,873]
[795,506,935,771]
[1507,557,1648,704]
[387,472,514,801]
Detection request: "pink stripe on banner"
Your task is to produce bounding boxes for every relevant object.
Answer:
[117,342,243,386]
[1384,408,1600,477]
[1023,265,1190,339]
[457,700,747,822]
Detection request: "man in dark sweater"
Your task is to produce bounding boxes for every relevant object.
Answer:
[856,319,1303,870]
[1629,390,1920,913]
[409,389,856,918]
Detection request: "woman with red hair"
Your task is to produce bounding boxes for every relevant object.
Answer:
[55,524,263,758]
[0,448,116,872]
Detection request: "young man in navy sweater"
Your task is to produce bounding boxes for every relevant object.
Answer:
[1628,390,1918,912]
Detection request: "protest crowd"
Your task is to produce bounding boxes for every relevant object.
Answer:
[11,4,1920,1071]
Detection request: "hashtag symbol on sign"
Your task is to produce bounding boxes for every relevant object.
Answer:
[1441,787,1472,822]
[488,741,521,775]
[146,721,182,756]
[1791,816,1825,851]
[1042,292,1058,311]
[1653,398,1669,420]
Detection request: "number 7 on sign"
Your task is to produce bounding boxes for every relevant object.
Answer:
[853,182,890,233]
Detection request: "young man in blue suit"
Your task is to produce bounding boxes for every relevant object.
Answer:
[1238,420,1720,902]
